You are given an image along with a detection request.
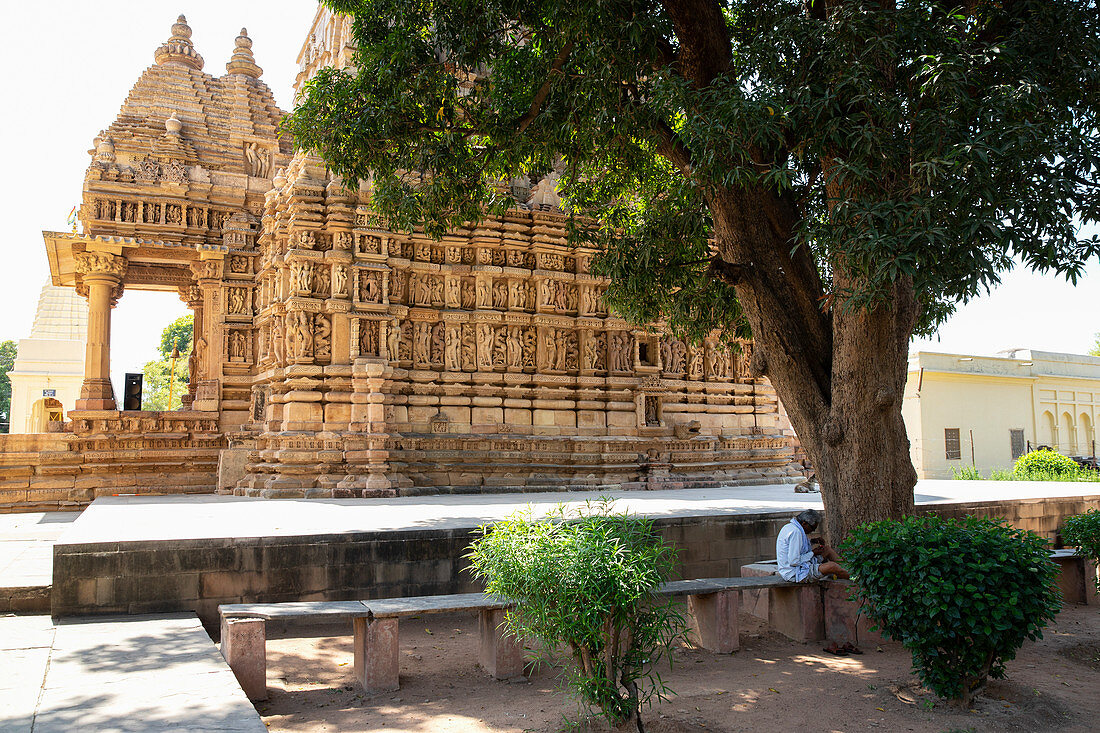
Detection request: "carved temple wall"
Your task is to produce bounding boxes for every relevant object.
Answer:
[227,153,804,498]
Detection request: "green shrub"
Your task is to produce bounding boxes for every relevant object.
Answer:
[841,516,1060,706]
[951,466,982,480]
[1062,509,1100,593]
[466,501,685,731]
[1013,449,1080,478]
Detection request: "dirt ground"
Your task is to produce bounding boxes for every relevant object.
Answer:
[257,603,1100,733]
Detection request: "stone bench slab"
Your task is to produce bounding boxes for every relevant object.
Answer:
[658,576,800,597]
[365,593,514,618]
[220,601,370,621]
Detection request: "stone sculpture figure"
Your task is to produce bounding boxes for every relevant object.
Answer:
[360,319,379,356]
[292,261,312,293]
[332,265,348,296]
[360,271,382,303]
[388,271,405,302]
[429,276,444,307]
[539,280,555,308]
[398,322,412,362]
[230,330,246,360]
[461,280,476,309]
[446,277,460,308]
[413,322,431,366]
[668,340,687,374]
[415,274,433,306]
[542,328,557,370]
[244,142,270,177]
[387,319,401,360]
[476,323,494,369]
[431,321,446,364]
[272,316,285,364]
[228,288,246,314]
[290,311,313,359]
[689,348,704,380]
[583,334,599,370]
[506,326,523,368]
[230,255,248,273]
[553,281,568,311]
[313,265,331,297]
[461,324,477,371]
[493,281,508,309]
[314,314,332,359]
[563,330,580,367]
[476,279,491,308]
[565,284,577,311]
[522,328,537,367]
[445,325,461,371]
[491,327,506,367]
[610,332,632,372]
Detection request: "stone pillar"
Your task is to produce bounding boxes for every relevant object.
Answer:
[74,252,127,410]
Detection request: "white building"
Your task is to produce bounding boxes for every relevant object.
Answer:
[7,283,87,433]
[903,349,1100,479]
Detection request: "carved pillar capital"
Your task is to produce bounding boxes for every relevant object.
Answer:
[74,251,127,282]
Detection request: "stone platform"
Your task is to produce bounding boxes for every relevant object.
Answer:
[50,481,1100,628]
[0,613,265,732]
[0,512,80,613]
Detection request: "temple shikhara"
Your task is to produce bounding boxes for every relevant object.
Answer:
[2,11,805,512]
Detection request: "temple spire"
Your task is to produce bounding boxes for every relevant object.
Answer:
[154,14,204,71]
[225,28,262,78]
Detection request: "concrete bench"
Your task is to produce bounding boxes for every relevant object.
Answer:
[219,576,805,699]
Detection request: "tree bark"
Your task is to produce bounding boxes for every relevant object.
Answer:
[707,185,917,544]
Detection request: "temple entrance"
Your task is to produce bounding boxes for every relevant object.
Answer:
[28,398,65,433]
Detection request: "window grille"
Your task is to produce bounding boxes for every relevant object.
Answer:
[945,428,961,460]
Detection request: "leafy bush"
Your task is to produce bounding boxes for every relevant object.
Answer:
[841,516,1060,706]
[1013,449,1080,479]
[466,501,685,731]
[951,466,982,480]
[1062,509,1100,593]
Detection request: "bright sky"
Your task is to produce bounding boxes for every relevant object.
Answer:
[0,1,1096,396]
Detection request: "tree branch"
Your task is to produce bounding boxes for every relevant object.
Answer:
[516,39,576,135]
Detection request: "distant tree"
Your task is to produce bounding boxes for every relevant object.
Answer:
[0,340,16,432]
[158,315,193,360]
[142,316,192,411]
[1090,333,1100,358]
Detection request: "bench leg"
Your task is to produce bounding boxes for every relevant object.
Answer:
[1054,557,1088,605]
[769,584,824,642]
[478,608,525,679]
[220,617,267,702]
[354,617,399,693]
[688,591,739,654]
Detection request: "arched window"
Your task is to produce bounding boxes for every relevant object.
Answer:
[1040,411,1056,449]
[1061,411,1076,454]
[1080,412,1094,457]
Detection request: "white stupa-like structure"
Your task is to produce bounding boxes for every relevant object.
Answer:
[6,282,88,433]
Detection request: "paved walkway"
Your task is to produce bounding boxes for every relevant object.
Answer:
[54,479,1100,546]
[0,513,79,589]
[0,613,265,733]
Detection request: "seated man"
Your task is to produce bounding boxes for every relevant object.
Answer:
[776,509,849,581]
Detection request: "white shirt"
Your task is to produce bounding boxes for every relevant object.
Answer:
[776,518,816,582]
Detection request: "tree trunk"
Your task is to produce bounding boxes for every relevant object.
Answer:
[708,186,917,544]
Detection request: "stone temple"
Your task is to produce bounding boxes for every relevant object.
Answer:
[1,10,806,513]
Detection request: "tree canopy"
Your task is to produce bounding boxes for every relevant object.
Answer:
[0,340,17,433]
[289,0,1100,341]
[142,315,192,411]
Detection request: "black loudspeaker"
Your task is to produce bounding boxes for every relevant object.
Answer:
[123,372,143,411]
